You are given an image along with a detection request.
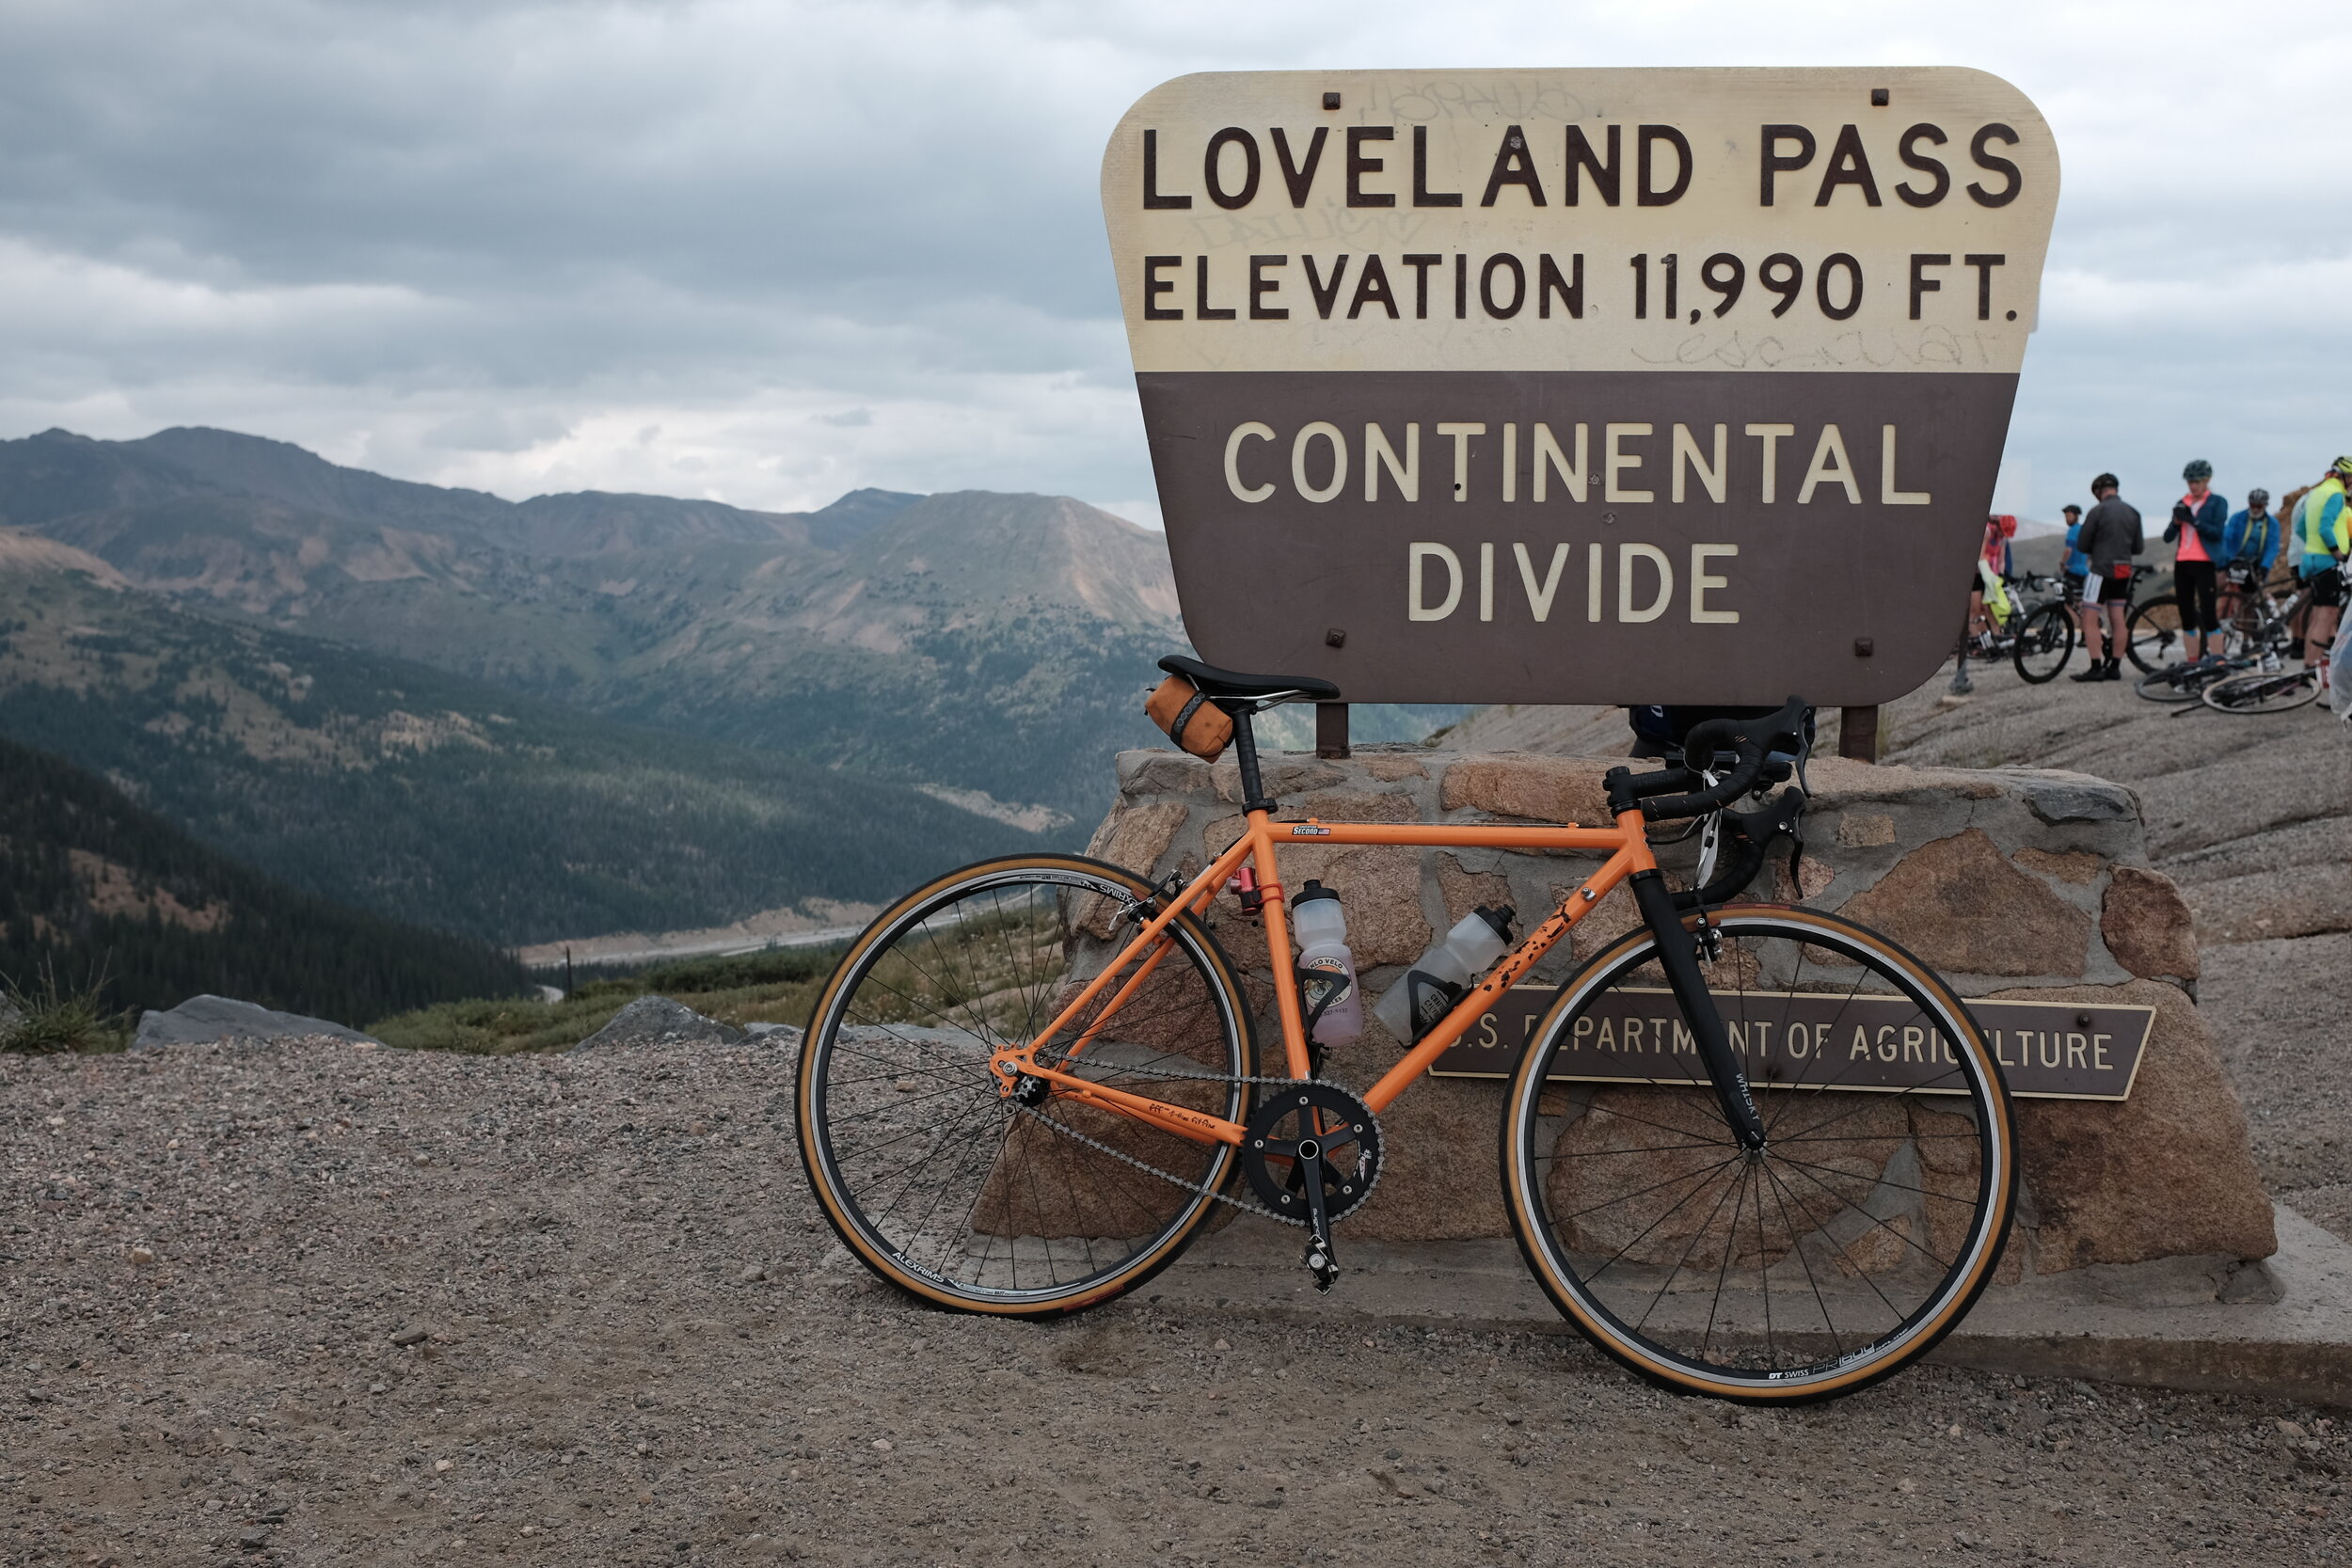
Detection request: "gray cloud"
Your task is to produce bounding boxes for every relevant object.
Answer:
[0,0,2345,522]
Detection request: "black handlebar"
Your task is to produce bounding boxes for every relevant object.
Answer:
[1618,695,1811,821]
[1671,787,1810,911]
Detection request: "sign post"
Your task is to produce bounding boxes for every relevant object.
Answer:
[1102,69,2058,707]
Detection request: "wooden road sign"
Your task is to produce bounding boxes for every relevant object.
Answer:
[1102,69,2059,705]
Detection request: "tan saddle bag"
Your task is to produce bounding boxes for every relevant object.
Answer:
[1145,675,1233,761]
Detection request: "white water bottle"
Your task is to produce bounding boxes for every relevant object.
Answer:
[1289,880,1363,1047]
[1374,906,1517,1045]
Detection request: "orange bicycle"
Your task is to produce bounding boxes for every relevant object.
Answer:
[796,658,2015,1402]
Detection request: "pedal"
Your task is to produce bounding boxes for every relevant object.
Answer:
[1304,1233,1340,1293]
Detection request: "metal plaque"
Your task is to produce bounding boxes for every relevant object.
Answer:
[1429,984,2153,1101]
[1102,70,2059,704]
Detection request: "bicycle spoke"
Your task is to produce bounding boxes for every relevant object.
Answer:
[1515,911,2009,1395]
[803,862,1247,1309]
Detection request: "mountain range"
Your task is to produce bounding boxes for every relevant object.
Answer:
[0,428,1175,828]
[0,426,1458,954]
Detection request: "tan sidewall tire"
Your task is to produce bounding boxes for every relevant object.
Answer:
[795,853,1256,1317]
[1501,905,2016,1402]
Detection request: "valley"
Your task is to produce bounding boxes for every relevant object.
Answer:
[0,548,1037,946]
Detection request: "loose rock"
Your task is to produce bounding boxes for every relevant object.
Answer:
[569,995,743,1053]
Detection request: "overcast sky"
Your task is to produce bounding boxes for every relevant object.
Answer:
[1,0,2344,527]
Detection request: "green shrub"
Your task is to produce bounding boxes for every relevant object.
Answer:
[1,964,131,1054]
[637,944,843,994]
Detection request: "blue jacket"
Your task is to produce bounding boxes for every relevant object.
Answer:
[2061,521,2089,577]
[2220,508,2282,573]
[2164,492,2228,557]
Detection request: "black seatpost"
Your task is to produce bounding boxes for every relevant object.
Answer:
[1229,707,1276,813]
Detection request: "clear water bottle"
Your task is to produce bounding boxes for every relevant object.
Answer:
[1289,880,1362,1047]
[1373,906,1517,1045]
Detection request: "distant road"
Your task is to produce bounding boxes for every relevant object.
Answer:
[516,920,866,972]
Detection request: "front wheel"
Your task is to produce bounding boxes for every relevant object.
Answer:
[2010,601,2075,684]
[797,854,1255,1316]
[1502,907,2014,1403]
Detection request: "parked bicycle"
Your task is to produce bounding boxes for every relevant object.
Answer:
[796,658,2017,1404]
[1953,571,2076,686]
[2129,570,2310,675]
[2201,664,2324,715]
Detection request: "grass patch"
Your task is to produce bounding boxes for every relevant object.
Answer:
[369,943,845,1054]
[2,962,132,1054]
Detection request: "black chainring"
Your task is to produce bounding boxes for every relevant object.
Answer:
[1239,1083,1381,1223]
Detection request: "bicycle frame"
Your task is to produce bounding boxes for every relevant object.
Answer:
[982,804,1659,1148]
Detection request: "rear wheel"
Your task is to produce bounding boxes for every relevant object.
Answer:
[1502,907,2014,1403]
[797,854,1254,1316]
[2202,666,2321,715]
[2133,663,2214,704]
[2010,601,2075,684]
[2126,594,2185,673]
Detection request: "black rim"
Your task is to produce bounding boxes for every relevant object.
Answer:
[805,864,1246,1305]
[2127,595,2183,673]
[2204,668,2320,714]
[2011,602,2074,683]
[1515,913,2006,1391]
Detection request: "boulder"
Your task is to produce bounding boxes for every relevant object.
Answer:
[2007,979,2275,1270]
[132,994,384,1050]
[1438,755,1614,825]
[2021,778,2137,825]
[1838,828,2091,978]
[1322,1033,1510,1242]
[1085,801,1189,876]
[2101,866,2201,982]
[2015,847,2100,885]
[1436,856,1514,926]
[570,995,743,1053]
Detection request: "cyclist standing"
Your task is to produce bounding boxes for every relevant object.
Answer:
[2058,503,2088,605]
[2071,473,2142,682]
[2166,459,2228,665]
[2297,456,2351,681]
[2218,487,2282,634]
[1965,513,2017,639]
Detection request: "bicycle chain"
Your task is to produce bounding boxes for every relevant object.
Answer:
[1005,1056,1385,1228]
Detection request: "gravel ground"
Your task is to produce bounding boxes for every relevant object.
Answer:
[7,1037,2351,1567]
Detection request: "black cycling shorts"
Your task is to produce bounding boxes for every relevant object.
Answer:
[2310,565,2346,610]
[2061,572,2086,606]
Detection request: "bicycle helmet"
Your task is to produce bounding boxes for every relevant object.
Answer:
[2183,459,2212,482]
[2090,472,2119,495]
[2249,487,2270,506]
[2333,455,2352,479]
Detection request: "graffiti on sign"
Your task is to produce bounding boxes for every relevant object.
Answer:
[1102,69,2060,705]
[1429,985,2152,1101]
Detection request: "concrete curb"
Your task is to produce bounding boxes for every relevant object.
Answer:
[1147,1202,2352,1406]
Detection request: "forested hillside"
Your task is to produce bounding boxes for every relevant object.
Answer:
[0,551,1040,944]
[0,733,526,1022]
[1,427,1460,826]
